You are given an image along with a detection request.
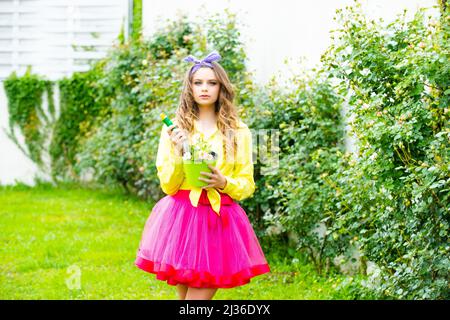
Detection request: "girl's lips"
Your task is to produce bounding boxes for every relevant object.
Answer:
[200,96,210,99]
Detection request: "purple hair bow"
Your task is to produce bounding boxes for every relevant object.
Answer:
[183,51,222,75]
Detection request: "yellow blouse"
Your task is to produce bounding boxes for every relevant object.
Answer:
[155,119,256,215]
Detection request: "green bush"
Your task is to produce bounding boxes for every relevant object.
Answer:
[240,69,348,275]
[51,64,109,180]
[322,3,449,299]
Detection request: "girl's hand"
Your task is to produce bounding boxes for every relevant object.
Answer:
[167,124,188,156]
[199,165,227,190]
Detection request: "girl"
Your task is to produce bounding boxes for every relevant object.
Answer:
[135,51,270,300]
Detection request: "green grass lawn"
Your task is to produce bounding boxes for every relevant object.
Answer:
[0,182,361,300]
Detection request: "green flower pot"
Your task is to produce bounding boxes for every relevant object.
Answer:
[183,160,217,187]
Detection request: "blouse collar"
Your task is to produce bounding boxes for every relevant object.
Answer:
[193,119,219,140]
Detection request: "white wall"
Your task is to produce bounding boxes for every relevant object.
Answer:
[143,0,437,87]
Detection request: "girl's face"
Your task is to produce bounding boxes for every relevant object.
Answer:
[191,67,220,108]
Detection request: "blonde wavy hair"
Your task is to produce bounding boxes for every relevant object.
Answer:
[175,61,239,160]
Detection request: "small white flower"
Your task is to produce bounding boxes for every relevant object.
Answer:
[182,152,192,160]
[360,68,370,76]
[191,133,201,143]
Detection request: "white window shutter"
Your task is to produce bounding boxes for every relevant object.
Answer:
[0,0,130,80]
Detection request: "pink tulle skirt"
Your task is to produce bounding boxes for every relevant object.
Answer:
[135,189,271,288]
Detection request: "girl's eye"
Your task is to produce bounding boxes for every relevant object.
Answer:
[194,82,217,85]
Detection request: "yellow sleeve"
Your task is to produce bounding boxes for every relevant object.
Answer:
[155,126,185,195]
[217,125,256,201]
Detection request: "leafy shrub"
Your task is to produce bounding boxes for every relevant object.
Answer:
[240,69,347,274]
[322,3,449,299]
[51,63,109,180]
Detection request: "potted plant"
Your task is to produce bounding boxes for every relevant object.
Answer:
[182,133,218,187]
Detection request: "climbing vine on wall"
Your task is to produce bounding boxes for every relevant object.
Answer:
[3,67,55,168]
